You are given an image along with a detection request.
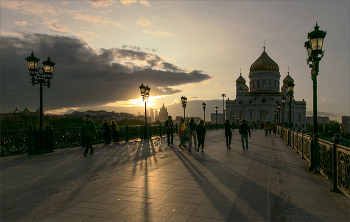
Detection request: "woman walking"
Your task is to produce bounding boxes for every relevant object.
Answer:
[178,118,185,147]
[224,119,233,149]
[196,120,206,152]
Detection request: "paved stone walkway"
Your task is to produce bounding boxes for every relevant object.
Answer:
[1,129,349,222]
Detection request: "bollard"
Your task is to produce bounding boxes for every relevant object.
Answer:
[330,135,340,192]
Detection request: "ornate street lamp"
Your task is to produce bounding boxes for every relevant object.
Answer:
[222,94,226,123]
[215,106,218,128]
[25,51,56,130]
[202,102,206,122]
[140,83,150,139]
[181,96,187,119]
[305,22,326,172]
[286,81,295,130]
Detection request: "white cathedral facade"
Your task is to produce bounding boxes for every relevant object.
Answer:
[226,48,307,132]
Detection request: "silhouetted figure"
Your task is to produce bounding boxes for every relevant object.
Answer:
[178,118,185,147]
[102,119,111,145]
[196,120,206,152]
[239,119,251,151]
[81,114,96,156]
[189,118,197,149]
[165,116,174,146]
[111,120,120,142]
[224,119,233,149]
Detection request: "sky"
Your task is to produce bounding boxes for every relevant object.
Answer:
[1,0,349,122]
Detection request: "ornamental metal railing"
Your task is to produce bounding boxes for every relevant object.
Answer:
[277,126,349,198]
[0,123,224,156]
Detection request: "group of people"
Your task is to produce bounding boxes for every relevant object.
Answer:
[165,116,252,152]
[81,115,120,157]
[165,116,206,152]
[263,122,278,136]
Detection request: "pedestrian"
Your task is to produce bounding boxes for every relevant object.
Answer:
[102,119,111,145]
[196,120,206,152]
[165,116,174,146]
[188,118,197,150]
[111,120,120,142]
[272,124,277,136]
[239,119,251,151]
[178,118,185,147]
[268,122,272,135]
[264,122,268,136]
[224,119,233,149]
[81,114,96,156]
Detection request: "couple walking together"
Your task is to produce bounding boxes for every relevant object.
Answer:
[225,119,251,151]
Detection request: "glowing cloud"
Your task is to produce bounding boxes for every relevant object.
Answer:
[136,17,151,26]
[142,30,173,37]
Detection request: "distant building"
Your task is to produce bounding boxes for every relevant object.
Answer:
[342,116,350,135]
[156,103,168,122]
[1,106,40,129]
[306,116,330,124]
[226,47,307,131]
[68,110,134,122]
[149,108,154,122]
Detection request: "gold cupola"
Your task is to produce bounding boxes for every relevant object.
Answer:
[250,48,279,72]
[283,69,294,84]
[236,69,246,84]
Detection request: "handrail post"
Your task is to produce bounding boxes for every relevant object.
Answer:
[301,132,305,159]
[330,137,340,192]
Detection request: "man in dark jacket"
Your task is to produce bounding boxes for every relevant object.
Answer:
[165,116,174,146]
[239,119,251,151]
[81,114,96,156]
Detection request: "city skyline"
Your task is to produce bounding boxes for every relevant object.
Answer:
[1,1,349,122]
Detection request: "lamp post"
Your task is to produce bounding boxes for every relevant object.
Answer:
[277,104,281,125]
[202,102,206,122]
[181,96,187,119]
[140,83,150,139]
[25,51,56,130]
[286,81,295,130]
[236,117,238,126]
[223,110,226,124]
[305,22,326,172]
[281,96,286,127]
[215,106,218,128]
[222,94,226,124]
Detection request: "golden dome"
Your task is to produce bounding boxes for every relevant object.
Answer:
[283,74,294,84]
[236,75,246,84]
[250,49,279,72]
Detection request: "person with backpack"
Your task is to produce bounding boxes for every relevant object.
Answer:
[81,114,96,156]
[239,119,251,151]
[224,119,233,149]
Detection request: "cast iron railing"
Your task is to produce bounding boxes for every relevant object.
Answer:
[277,126,349,198]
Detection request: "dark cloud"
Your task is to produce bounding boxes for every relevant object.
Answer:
[0,33,211,112]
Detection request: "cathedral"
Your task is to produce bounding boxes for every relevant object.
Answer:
[226,48,307,132]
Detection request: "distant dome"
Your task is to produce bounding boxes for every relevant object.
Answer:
[250,49,279,72]
[236,75,246,84]
[283,74,294,84]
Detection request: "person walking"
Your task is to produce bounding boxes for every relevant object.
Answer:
[110,120,120,142]
[268,122,272,135]
[272,124,277,136]
[224,119,233,149]
[165,116,174,146]
[102,119,111,145]
[178,118,185,147]
[81,114,96,156]
[264,122,268,136]
[196,120,206,152]
[239,119,251,151]
[188,118,197,150]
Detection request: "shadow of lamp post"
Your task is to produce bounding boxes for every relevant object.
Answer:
[139,83,150,139]
[304,22,326,172]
